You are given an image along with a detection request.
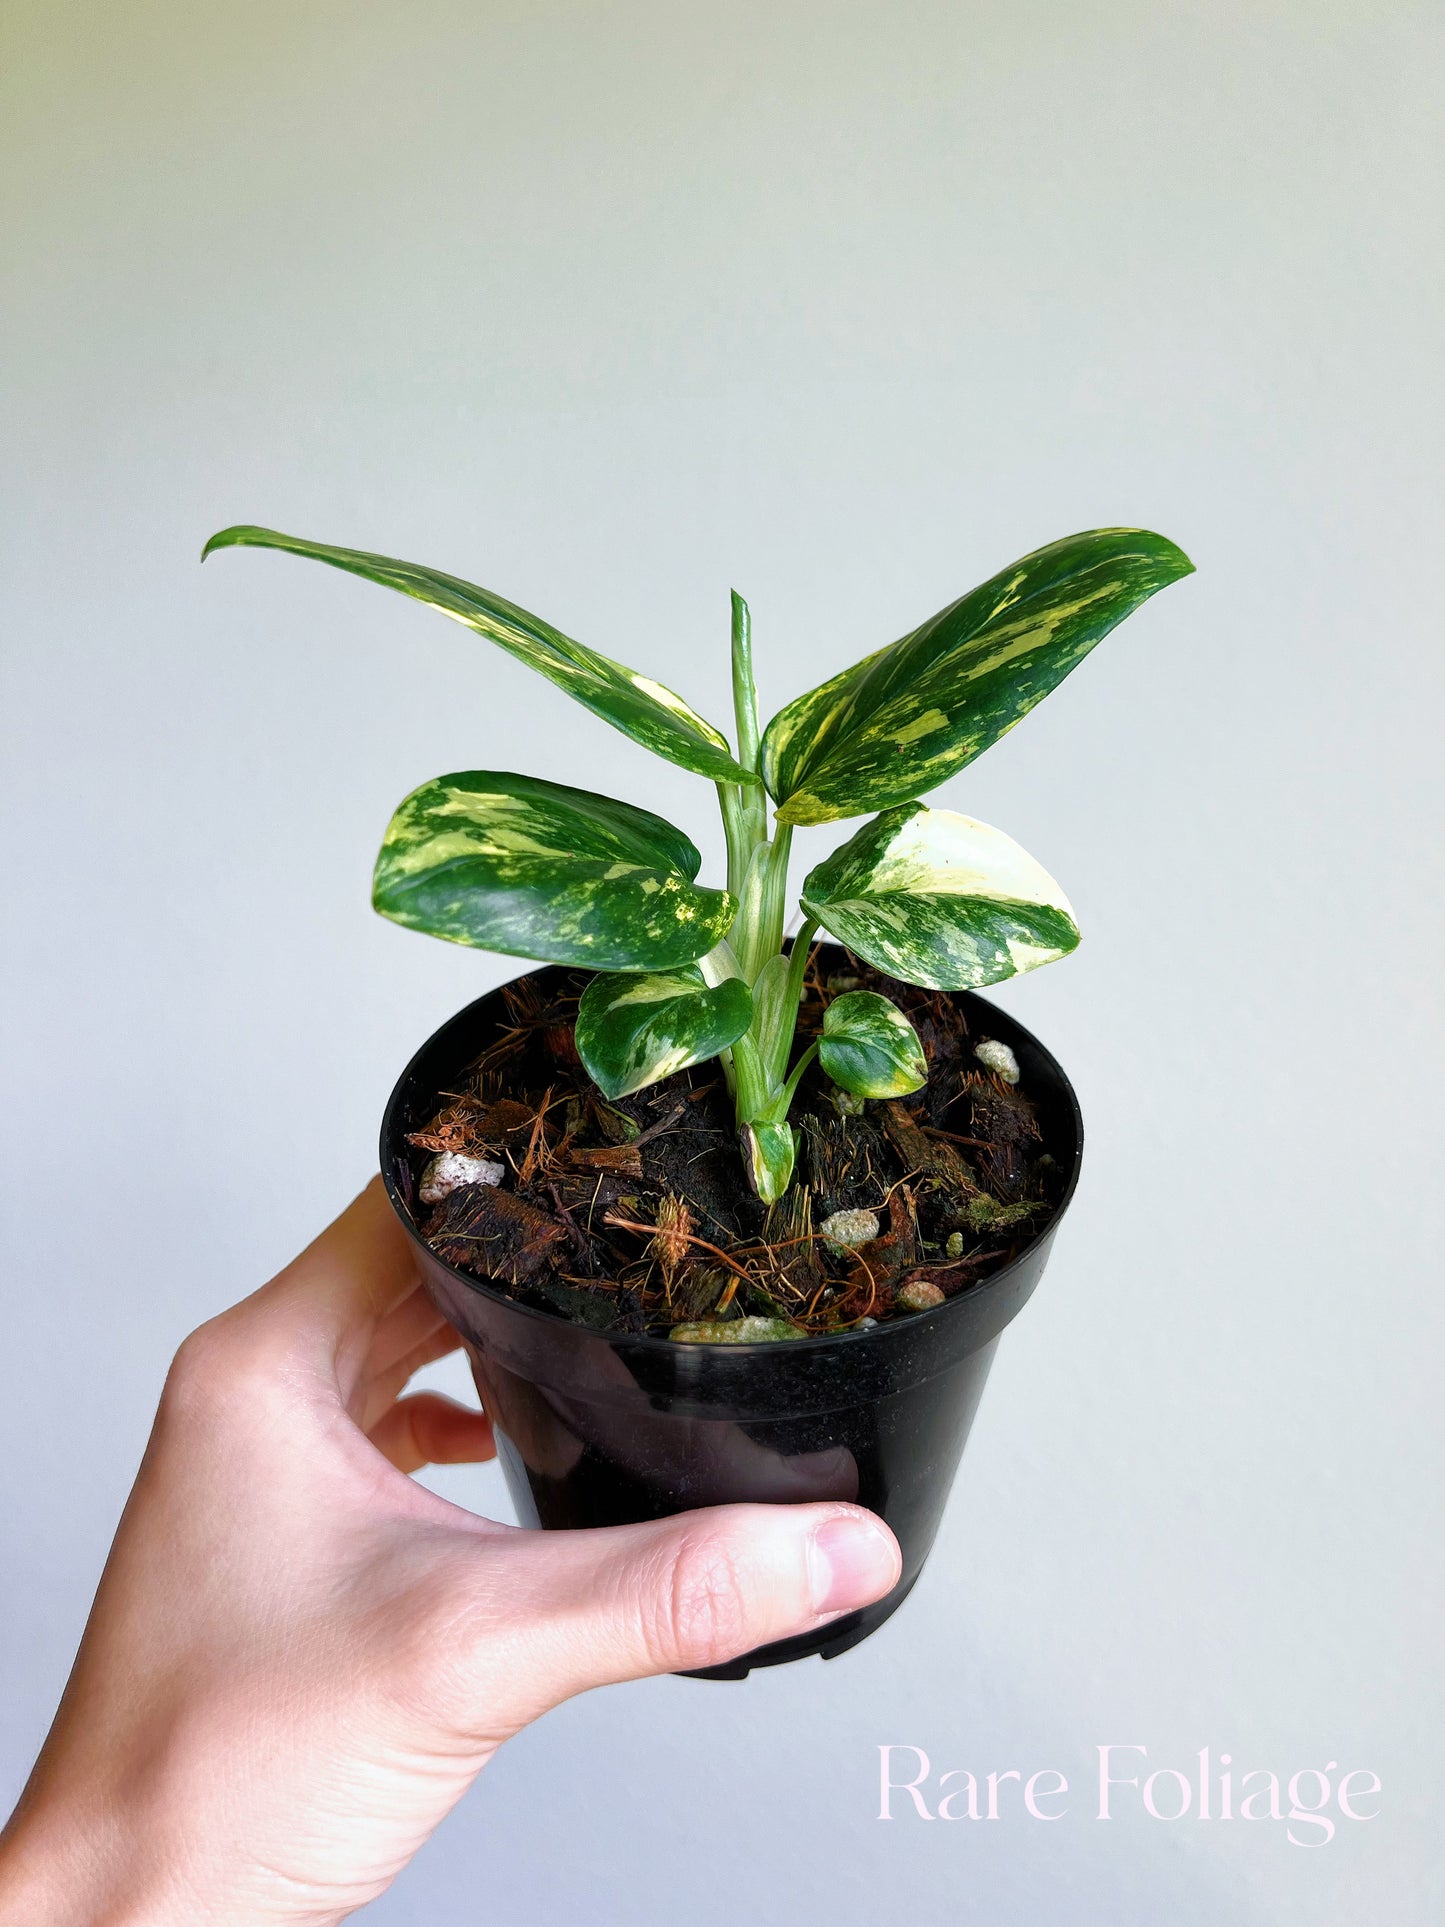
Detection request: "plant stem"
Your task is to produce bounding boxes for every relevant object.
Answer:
[764,1040,819,1123]
[715,780,748,899]
[759,821,794,960]
[713,594,814,1197]
[767,915,818,1085]
[784,913,817,1006]
[697,940,744,986]
[729,1028,771,1119]
[729,823,794,985]
[699,940,744,1098]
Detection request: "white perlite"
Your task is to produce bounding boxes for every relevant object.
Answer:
[974,1038,1020,1085]
[820,1207,881,1250]
[418,1152,505,1204]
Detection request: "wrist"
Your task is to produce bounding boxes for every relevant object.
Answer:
[0,1799,211,1927]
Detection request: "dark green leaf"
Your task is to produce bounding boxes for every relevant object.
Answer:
[373,770,734,969]
[204,524,757,785]
[575,967,753,1100]
[800,802,1081,990]
[762,528,1193,823]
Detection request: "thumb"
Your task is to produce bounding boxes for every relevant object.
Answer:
[467,1502,902,1722]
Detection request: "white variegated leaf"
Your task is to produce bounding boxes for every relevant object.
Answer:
[575,967,753,1099]
[819,991,928,1098]
[800,802,1081,991]
[741,1120,796,1205]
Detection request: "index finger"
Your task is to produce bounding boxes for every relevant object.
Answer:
[240,1178,422,1379]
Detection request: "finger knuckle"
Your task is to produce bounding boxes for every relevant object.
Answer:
[163,1318,233,1407]
[652,1529,753,1670]
[161,1312,273,1428]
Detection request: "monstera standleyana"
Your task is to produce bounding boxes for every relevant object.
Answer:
[204,522,1192,1200]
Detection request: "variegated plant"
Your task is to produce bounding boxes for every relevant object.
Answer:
[204,523,1192,1201]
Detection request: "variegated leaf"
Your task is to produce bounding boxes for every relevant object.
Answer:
[762,527,1193,823]
[819,991,927,1098]
[756,648,888,813]
[575,967,753,1100]
[203,525,757,785]
[800,801,1080,991]
[741,1119,796,1205]
[373,771,734,969]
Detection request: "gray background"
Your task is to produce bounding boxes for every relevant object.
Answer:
[3,2,1441,1920]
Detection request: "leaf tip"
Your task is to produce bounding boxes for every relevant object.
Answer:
[1141,530,1196,582]
[200,524,258,564]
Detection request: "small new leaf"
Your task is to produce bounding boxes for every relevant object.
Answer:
[741,1120,796,1205]
[762,527,1193,823]
[203,525,758,785]
[800,801,1080,991]
[575,968,753,1100]
[373,771,734,970]
[819,991,928,1098]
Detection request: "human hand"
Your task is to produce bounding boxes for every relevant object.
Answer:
[0,1181,900,1925]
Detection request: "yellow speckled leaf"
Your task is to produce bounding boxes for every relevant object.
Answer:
[762,528,1193,823]
[204,524,757,784]
[373,771,734,970]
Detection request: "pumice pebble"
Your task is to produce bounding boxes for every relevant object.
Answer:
[820,1207,881,1250]
[897,1279,946,1312]
[419,1151,505,1204]
[974,1039,1020,1085]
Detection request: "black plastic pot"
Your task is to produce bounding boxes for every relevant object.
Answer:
[379,952,1083,1678]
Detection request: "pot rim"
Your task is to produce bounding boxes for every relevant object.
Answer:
[379,959,1084,1359]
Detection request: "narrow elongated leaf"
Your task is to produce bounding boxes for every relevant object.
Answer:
[819,991,927,1098]
[204,525,756,785]
[575,967,753,1099]
[762,528,1193,823]
[800,802,1080,991]
[373,771,734,969]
